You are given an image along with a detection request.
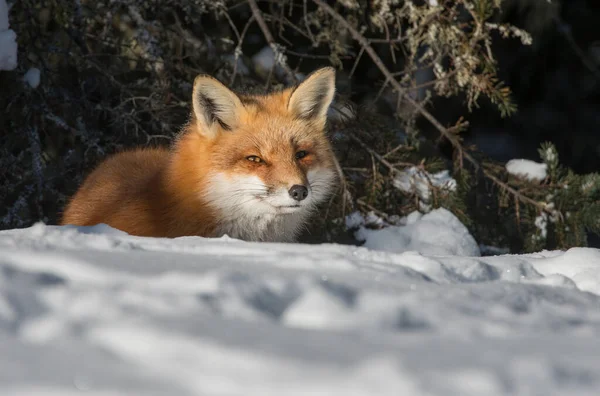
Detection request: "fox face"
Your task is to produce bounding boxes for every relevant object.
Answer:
[187,67,339,241]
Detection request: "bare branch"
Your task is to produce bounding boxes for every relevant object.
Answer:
[247,0,298,84]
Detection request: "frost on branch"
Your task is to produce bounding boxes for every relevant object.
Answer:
[394,167,457,212]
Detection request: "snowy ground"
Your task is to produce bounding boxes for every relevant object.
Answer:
[2,211,600,395]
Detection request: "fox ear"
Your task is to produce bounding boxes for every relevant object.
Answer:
[288,67,336,124]
[192,75,244,138]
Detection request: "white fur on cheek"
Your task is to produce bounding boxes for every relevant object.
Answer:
[202,172,313,242]
[203,173,273,219]
[307,168,337,205]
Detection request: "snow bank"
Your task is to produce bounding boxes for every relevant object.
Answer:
[1,223,600,395]
[0,0,17,71]
[351,208,480,256]
[506,159,548,181]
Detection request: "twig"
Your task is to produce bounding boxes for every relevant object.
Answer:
[285,49,343,60]
[247,0,298,84]
[230,16,256,85]
[349,46,365,78]
[382,144,405,159]
[221,8,242,43]
[356,198,392,222]
[303,0,316,43]
[483,170,547,212]
[262,14,314,41]
[367,38,404,44]
[348,133,398,174]
[369,76,390,108]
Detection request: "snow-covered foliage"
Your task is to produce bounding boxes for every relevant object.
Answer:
[506,159,548,182]
[348,208,480,256]
[23,67,41,88]
[251,45,305,83]
[2,224,600,395]
[252,45,277,76]
[501,143,600,251]
[393,167,457,210]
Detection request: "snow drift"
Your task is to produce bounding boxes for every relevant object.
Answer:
[1,220,600,395]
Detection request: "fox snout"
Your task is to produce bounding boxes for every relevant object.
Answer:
[264,160,311,203]
[289,185,308,201]
[264,178,311,209]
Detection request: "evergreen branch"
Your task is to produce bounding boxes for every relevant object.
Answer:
[313,0,550,215]
[357,198,393,222]
[483,169,548,213]
[348,133,400,174]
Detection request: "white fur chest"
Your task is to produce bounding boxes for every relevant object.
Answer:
[213,211,309,242]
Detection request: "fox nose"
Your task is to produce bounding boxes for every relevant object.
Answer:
[288,185,308,201]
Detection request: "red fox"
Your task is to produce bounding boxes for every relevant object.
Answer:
[61,67,339,242]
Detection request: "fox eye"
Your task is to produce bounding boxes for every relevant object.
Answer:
[295,150,308,160]
[246,155,263,163]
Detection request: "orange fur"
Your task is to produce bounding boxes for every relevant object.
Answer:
[61,68,339,241]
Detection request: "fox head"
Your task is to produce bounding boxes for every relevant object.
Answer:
[185,67,339,240]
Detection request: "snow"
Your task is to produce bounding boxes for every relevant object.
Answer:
[252,46,276,74]
[0,0,17,71]
[350,208,480,256]
[394,166,457,210]
[535,212,549,239]
[2,222,600,395]
[0,0,9,30]
[506,159,548,181]
[23,67,41,88]
[251,45,303,83]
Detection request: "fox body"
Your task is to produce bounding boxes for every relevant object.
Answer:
[61,68,339,242]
